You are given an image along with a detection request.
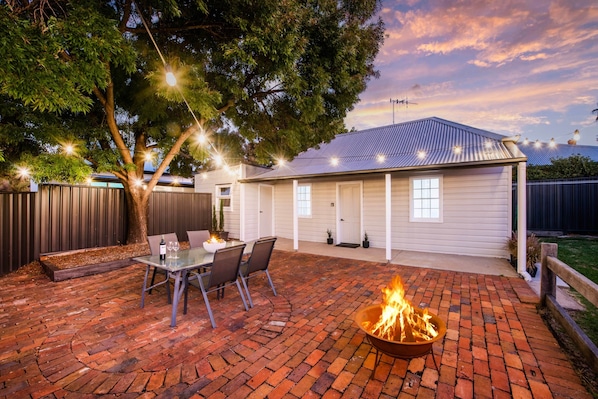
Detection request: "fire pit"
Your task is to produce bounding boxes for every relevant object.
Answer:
[354,276,447,375]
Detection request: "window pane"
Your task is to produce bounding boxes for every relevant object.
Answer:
[297,185,311,216]
[412,177,441,221]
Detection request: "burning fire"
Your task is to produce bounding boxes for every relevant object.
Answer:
[362,275,439,343]
[207,236,224,243]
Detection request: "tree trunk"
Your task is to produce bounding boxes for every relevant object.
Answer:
[124,186,150,244]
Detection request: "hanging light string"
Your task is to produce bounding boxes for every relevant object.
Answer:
[133,1,231,174]
[521,125,588,148]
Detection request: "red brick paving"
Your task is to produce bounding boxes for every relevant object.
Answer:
[0,251,592,398]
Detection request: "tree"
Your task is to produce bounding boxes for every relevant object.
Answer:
[526,155,598,180]
[0,0,384,243]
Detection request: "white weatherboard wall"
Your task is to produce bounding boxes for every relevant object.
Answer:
[391,166,511,258]
[195,164,269,241]
[273,179,337,243]
[268,166,511,259]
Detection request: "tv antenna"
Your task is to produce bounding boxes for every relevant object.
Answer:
[390,98,417,124]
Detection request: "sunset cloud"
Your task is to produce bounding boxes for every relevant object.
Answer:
[347,0,598,145]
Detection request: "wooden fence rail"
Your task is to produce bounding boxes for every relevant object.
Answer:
[540,242,598,373]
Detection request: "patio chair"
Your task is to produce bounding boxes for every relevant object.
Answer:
[187,230,211,249]
[239,237,277,308]
[185,244,248,328]
[147,233,178,301]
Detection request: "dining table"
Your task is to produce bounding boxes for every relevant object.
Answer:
[134,240,253,327]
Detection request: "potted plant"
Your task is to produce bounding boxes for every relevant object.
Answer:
[211,204,218,236]
[362,232,370,248]
[506,231,540,277]
[326,229,333,245]
[211,201,229,240]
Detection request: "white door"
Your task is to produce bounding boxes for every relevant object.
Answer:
[259,184,274,237]
[338,183,361,244]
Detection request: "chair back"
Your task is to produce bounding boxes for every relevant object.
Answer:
[246,237,277,274]
[207,244,246,289]
[147,233,179,256]
[187,230,211,248]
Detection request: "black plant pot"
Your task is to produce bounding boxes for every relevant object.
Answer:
[327,238,333,245]
[362,240,369,248]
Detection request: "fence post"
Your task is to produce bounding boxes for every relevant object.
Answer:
[540,242,558,306]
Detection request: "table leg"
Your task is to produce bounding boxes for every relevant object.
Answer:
[141,265,150,308]
[170,270,188,327]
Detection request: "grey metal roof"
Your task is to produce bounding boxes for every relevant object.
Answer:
[517,142,598,166]
[244,117,527,182]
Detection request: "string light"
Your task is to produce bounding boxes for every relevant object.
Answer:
[330,157,339,166]
[63,143,75,155]
[573,129,580,141]
[523,138,529,145]
[453,145,462,155]
[417,150,426,159]
[549,138,556,148]
[16,166,30,179]
[376,154,386,163]
[534,140,541,148]
[165,65,177,87]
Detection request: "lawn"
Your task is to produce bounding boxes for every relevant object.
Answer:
[540,236,598,347]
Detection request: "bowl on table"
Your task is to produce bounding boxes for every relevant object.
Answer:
[203,240,226,253]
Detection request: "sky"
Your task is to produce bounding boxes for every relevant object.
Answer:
[345,0,598,146]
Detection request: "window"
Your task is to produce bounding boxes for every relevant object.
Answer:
[410,176,442,222]
[296,184,311,217]
[216,184,232,211]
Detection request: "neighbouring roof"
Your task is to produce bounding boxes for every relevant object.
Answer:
[243,117,526,182]
[516,142,598,166]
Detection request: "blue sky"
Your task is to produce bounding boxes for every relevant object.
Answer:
[345,0,598,146]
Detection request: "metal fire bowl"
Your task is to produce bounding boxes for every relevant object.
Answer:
[355,304,447,359]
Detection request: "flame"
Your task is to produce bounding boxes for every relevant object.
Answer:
[207,236,224,244]
[363,276,439,342]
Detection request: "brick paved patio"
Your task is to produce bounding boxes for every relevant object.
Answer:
[0,250,592,398]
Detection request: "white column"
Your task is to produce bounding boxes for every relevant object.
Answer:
[239,183,245,241]
[293,179,299,251]
[517,162,527,275]
[385,174,392,262]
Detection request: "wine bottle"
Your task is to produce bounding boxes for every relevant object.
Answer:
[159,235,166,261]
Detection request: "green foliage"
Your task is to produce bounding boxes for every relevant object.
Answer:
[526,155,598,180]
[1,0,384,240]
[218,200,224,232]
[211,204,218,232]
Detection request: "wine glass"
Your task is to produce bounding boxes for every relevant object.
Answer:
[172,241,180,259]
[167,241,174,258]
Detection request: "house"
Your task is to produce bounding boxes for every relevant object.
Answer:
[516,142,598,166]
[195,117,529,273]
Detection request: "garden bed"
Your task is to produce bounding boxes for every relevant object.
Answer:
[39,243,150,282]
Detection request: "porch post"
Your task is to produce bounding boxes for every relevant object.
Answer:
[293,179,299,251]
[239,183,245,241]
[385,174,392,262]
[517,162,527,276]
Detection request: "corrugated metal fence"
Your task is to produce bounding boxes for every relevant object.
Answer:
[1,185,211,276]
[513,178,598,235]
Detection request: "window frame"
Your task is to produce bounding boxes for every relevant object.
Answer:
[296,183,312,218]
[215,184,233,212]
[409,175,443,223]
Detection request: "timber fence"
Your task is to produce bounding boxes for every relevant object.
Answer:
[0,185,211,276]
[540,242,598,374]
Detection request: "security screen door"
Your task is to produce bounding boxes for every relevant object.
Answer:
[259,184,274,237]
[338,183,361,244]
